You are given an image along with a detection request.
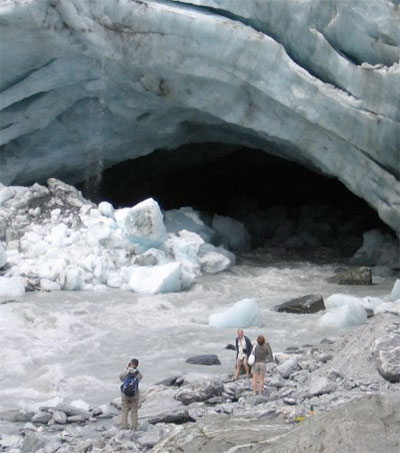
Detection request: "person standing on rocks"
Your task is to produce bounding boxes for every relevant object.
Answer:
[119,358,143,430]
[234,328,253,380]
[252,335,273,395]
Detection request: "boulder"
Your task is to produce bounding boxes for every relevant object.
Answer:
[157,375,184,387]
[51,410,67,424]
[371,329,400,383]
[277,357,299,378]
[274,294,325,314]
[186,354,221,366]
[31,412,52,424]
[309,376,337,396]
[141,387,193,425]
[175,378,224,405]
[327,267,372,285]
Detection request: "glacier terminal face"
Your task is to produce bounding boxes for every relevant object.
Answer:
[0,0,399,232]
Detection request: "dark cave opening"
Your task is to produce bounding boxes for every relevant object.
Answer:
[79,143,390,256]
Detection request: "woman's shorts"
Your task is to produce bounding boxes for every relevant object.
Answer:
[236,357,248,367]
[253,362,266,374]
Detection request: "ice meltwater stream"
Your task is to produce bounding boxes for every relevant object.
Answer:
[0,257,396,416]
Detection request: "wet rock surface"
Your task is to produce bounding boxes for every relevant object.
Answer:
[1,313,399,452]
[274,294,325,313]
[186,354,221,366]
[327,266,372,285]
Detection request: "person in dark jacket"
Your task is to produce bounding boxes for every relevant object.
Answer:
[119,358,143,430]
[234,328,253,380]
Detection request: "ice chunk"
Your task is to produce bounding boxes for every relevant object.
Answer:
[0,186,15,206]
[198,243,235,274]
[40,279,61,292]
[98,201,115,219]
[38,249,66,281]
[389,279,400,302]
[326,293,384,311]
[60,266,83,291]
[85,221,112,246]
[115,198,167,249]
[164,207,216,243]
[351,229,399,267]
[209,298,263,328]
[212,215,251,251]
[0,276,25,298]
[128,262,181,294]
[166,232,202,288]
[0,244,6,268]
[325,294,361,309]
[318,302,367,328]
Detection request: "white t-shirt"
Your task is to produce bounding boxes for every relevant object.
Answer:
[238,337,247,360]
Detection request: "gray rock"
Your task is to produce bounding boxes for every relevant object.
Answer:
[21,432,46,452]
[365,308,374,318]
[327,266,372,285]
[277,357,298,378]
[52,411,67,424]
[225,344,236,351]
[31,412,52,424]
[327,369,344,381]
[309,376,336,396]
[267,375,286,389]
[371,330,400,383]
[186,354,221,366]
[0,299,19,305]
[157,375,184,387]
[274,294,325,314]
[316,353,333,363]
[175,378,224,405]
[320,338,335,344]
[220,404,234,415]
[67,415,87,423]
[141,387,193,425]
[138,431,163,448]
[207,396,224,405]
[0,409,34,422]
[263,394,400,453]
[90,407,103,417]
[283,397,297,405]
[55,404,91,418]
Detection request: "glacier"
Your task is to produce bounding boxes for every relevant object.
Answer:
[0,0,399,233]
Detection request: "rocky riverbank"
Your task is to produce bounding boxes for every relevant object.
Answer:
[1,311,399,452]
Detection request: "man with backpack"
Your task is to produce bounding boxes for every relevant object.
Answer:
[119,358,143,430]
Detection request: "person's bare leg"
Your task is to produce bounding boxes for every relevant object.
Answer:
[252,373,258,394]
[234,360,242,380]
[244,361,250,378]
[258,372,265,394]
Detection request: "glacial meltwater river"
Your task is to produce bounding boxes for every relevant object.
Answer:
[0,255,396,418]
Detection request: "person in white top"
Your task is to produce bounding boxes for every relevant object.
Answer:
[234,328,252,380]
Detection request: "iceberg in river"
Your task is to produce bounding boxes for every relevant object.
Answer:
[319,300,367,328]
[209,298,263,328]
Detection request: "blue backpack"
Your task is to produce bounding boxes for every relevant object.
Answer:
[121,371,139,397]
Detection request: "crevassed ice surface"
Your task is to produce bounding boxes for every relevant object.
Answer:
[0,260,396,414]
